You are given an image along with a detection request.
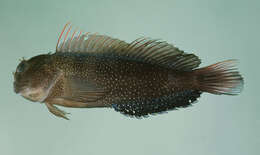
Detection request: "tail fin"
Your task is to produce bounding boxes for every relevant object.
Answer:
[194,60,244,95]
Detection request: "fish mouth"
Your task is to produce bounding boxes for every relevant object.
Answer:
[13,81,27,94]
[13,81,20,94]
[15,86,36,102]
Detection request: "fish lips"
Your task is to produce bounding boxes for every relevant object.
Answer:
[13,81,26,94]
[13,81,20,93]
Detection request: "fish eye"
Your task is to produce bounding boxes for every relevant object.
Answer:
[16,61,27,73]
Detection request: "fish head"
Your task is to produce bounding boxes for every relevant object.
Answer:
[13,54,53,102]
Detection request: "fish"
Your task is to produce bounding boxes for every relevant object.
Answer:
[13,23,244,120]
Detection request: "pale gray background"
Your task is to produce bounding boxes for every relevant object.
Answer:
[0,0,259,155]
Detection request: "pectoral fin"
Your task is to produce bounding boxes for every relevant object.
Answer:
[63,76,107,104]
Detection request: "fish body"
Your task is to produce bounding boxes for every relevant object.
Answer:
[13,24,243,119]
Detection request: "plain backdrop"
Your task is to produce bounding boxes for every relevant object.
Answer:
[0,0,259,155]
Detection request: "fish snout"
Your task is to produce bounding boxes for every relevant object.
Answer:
[13,81,19,93]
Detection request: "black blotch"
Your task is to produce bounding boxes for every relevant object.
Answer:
[112,90,201,118]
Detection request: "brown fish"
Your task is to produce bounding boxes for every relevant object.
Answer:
[13,23,244,120]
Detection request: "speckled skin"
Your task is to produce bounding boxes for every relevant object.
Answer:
[43,52,197,109]
[13,49,243,119]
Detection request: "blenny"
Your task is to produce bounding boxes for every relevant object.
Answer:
[13,23,244,119]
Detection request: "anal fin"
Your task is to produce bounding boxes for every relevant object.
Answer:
[112,90,201,118]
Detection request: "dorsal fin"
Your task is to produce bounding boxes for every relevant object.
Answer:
[56,23,201,71]
[56,23,128,53]
[122,38,201,70]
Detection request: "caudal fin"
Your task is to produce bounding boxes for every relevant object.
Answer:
[194,60,244,95]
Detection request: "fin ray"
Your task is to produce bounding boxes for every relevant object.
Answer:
[56,25,201,71]
[194,60,243,95]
